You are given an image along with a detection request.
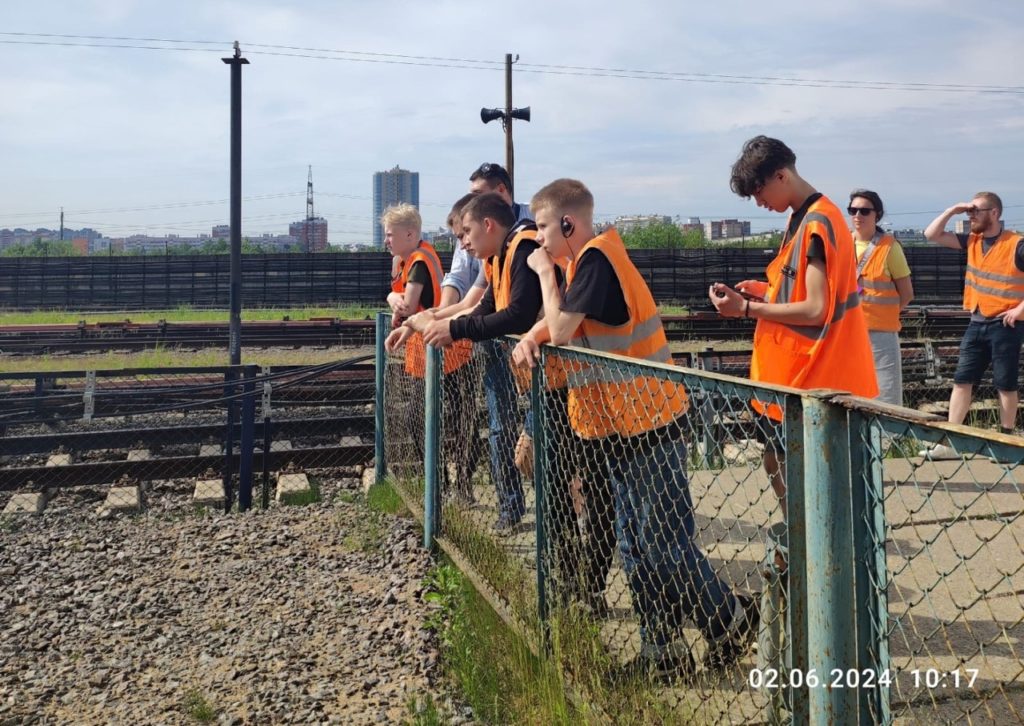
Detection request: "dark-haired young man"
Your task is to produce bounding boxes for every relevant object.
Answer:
[919,192,1024,459]
[389,192,541,531]
[525,177,757,681]
[709,136,877,515]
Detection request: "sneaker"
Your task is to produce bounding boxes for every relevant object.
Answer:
[918,443,960,461]
[617,648,696,685]
[705,594,759,671]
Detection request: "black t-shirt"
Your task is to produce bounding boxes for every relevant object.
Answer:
[786,192,826,262]
[405,260,434,309]
[449,231,555,341]
[561,248,629,326]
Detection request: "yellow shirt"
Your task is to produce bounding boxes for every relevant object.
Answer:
[855,237,911,280]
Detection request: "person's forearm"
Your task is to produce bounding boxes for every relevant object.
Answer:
[439,286,462,308]
[925,208,960,246]
[895,277,914,310]
[748,298,827,327]
[537,267,577,344]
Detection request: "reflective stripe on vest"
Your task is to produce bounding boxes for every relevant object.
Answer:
[560,228,688,439]
[857,234,902,332]
[399,242,472,378]
[963,231,1024,317]
[751,196,878,420]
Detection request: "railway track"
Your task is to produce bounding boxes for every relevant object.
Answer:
[0,306,973,354]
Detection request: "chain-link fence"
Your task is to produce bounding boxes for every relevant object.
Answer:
[375,311,1024,724]
[1,360,374,517]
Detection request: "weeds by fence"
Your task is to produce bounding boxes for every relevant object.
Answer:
[376,311,1024,724]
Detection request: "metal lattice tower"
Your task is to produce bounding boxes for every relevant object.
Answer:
[305,165,315,254]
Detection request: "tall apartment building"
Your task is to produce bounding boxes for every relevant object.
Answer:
[954,219,972,236]
[373,165,419,247]
[289,217,329,252]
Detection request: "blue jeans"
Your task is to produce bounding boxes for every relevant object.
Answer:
[610,437,733,651]
[482,341,525,520]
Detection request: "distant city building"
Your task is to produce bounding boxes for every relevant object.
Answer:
[704,219,752,241]
[373,165,420,247]
[680,217,704,238]
[954,219,972,236]
[289,217,328,253]
[892,228,925,244]
[71,238,89,255]
[613,214,671,232]
[212,224,231,239]
[424,226,458,249]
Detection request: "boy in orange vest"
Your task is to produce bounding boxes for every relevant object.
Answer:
[919,192,1024,459]
[523,178,757,682]
[710,136,877,517]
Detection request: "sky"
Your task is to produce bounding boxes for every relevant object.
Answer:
[1,0,1023,245]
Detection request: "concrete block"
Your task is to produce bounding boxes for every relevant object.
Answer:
[193,478,224,506]
[199,444,221,457]
[361,467,376,493]
[276,472,311,502]
[272,440,293,451]
[46,454,72,467]
[3,492,47,515]
[104,486,142,512]
[127,449,151,462]
[339,436,362,447]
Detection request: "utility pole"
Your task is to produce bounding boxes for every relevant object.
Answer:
[59,207,64,242]
[222,41,248,366]
[480,53,530,197]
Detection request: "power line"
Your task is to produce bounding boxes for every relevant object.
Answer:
[2,31,1021,95]
[0,192,305,219]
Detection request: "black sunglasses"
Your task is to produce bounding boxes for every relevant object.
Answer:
[847,207,875,216]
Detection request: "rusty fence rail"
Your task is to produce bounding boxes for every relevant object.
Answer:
[375,311,1024,725]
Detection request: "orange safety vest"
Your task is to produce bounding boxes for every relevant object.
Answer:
[395,242,472,378]
[751,196,878,421]
[962,230,1024,317]
[562,229,689,439]
[485,223,572,393]
[857,233,903,333]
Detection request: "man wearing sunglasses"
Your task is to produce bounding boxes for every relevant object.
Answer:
[919,193,1024,459]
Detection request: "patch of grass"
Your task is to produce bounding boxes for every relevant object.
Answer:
[366,480,406,515]
[0,345,364,373]
[340,511,385,553]
[440,505,535,617]
[0,515,25,534]
[181,689,218,723]
[0,305,379,325]
[422,561,579,725]
[403,694,445,726]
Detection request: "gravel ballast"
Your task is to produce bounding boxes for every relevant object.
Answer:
[0,477,452,725]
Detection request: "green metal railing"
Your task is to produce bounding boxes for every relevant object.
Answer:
[374,311,1024,725]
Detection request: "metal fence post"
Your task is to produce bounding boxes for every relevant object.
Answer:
[422,343,442,551]
[849,410,891,725]
[781,392,808,724]
[237,365,256,511]
[802,394,859,724]
[532,347,550,652]
[222,368,237,513]
[375,311,388,484]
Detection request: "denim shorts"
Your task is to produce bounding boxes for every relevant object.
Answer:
[953,320,1024,391]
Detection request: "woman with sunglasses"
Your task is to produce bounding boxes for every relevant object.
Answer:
[849,189,914,406]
